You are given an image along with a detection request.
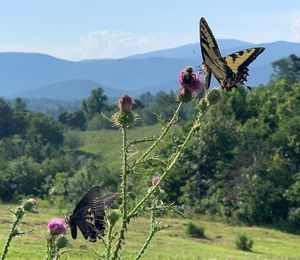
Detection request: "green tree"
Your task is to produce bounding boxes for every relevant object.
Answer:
[0,157,42,201]
[13,97,28,134]
[0,98,16,138]
[59,110,86,130]
[27,113,63,146]
[81,87,108,117]
[272,54,300,85]
[139,92,154,107]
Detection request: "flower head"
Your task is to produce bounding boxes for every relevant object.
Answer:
[206,88,221,105]
[106,209,120,227]
[118,94,134,111]
[113,94,136,127]
[178,66,203,93]
[197,98,208,112]
[23,198,38,213]
[152,176,160,186]
[47,218,67,236]
[56,236,68,249]
[178,87,193,103]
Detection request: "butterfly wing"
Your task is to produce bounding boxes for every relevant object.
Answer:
[74,207,99,242]
[200,17,265,90]
[71,186,101,216]
[68,186,118,242]
[93,192,118,236]
[68,186,101,241]
[69,221,77,239]
[224,47,265,85]
[201,63,212,90]
[200,17,233,88]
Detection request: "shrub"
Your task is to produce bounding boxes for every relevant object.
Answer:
[235,233,253,251]
[64,132,83,150]
[185,222,205,238]
[287,208,300,234]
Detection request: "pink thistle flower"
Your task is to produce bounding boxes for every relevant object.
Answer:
[47,217,67,236]
[178,66,203,93]
[118,94,134,111]
[152,176,160,186]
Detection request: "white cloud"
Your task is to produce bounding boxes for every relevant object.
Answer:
[0,43,23,52]
[0,31,160,60]
[76,30,159,59]
[291,16,300,41]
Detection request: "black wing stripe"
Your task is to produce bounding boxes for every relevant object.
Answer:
[224,47,265,85]
[200,17,231,86]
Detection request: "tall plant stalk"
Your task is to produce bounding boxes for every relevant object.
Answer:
[1,212,22,260]
[1,199,38,260]
[135,208,163,260]
[108,73,212,259]
[105,224,113,260]
[112,127,129,260]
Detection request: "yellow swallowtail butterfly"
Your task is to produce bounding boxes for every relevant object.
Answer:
[200,17,265,91]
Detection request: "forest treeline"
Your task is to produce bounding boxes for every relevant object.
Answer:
[0,54,299,234]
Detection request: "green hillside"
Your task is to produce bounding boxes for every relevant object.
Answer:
[67,124,166,169]
[1,203,300,259]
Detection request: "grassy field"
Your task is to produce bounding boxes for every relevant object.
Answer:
[1,202,300,259]
[67,124,166,169]
[60,126,300,259]
[2,126,299,259]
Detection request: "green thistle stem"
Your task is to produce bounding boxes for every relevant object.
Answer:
[106,224,113,260]
[112,127,129,260]
[46,236,57,260]
[133,102,183,167]
[128,117,201,219]
[135,230,155,260]
[135,212,156,260]
[120,127,128,221]
[1,210,23,260]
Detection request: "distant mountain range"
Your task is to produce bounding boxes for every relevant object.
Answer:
[1,39,300,100]
[11,79,124,100]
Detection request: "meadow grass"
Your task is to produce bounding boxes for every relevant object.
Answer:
[66,124,165,169]
[60,125,300,259]
[1,203,300,259]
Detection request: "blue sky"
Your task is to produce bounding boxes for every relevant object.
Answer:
[0,0,299,60]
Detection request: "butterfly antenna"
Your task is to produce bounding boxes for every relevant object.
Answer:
[192,49,201,58]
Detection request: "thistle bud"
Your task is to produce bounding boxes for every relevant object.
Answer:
[152,176,160,186]
[118,94,134,111]
[206,88,221,106]
[106,209,120,227]
[113,111,135,127]
[178,87,193,103]
[197,98,208,112]
[113,94,135,127]
[15,207,25,218]
[56,236,68,249]
[23,198,38,213]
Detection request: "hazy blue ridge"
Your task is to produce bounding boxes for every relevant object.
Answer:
[1,40,299,99]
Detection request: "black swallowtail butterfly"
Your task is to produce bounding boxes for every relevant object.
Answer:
[66,186,118,242]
